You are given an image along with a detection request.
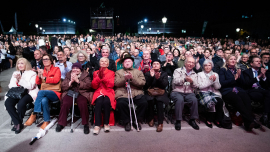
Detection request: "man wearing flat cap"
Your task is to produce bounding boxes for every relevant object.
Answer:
[115,54,148,131]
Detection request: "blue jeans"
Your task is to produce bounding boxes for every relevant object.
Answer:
[34,90,59,122]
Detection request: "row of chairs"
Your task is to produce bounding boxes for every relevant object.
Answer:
[11,82,264,128]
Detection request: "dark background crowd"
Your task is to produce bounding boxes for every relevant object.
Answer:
[2,33,270,134]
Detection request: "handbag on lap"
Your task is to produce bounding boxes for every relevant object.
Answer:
[148,87,165,96]
[6,87,28,100]
[40,79,61,92]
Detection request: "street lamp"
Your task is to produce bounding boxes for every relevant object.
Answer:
[43,29,45,34]
[149,28,151,34]
[144,19,147,22]
[236,28,240,32]
[40,27,42,30]
[141,25,144,34]
[35,24,38,35]
[162,16,167,36]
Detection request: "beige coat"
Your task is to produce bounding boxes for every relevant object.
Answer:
[197,71,222,98]
[114,68,145,99]
[172,67,198,94]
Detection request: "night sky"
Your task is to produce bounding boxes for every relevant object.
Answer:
[0,0,267,33]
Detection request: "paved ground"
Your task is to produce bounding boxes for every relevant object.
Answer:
[0,68,270,152]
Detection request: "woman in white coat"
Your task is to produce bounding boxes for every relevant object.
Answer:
[5,58,39,134]
[197,59,224,128]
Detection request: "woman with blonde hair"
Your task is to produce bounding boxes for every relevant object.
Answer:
[5,58,39,134]
[219,54,260,131]
[77,50,90,72]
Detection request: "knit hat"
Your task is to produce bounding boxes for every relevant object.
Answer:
[72,62,83,70]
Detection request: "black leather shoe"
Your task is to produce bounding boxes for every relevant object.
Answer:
[189,119,199,130]
[175,121,181,130]
[11,126,16,131]
[213,121,222,128]
[125,123,131,131]
[55,124,64,132]
[84,125,90,134]
[132,122,142,131]
[15,124,24,134]
[205,121,213,128]
[245,122,255,131]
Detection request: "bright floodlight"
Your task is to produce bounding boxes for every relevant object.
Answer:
[63,19,66,22]
[35,24,38,28]
[68,20,70,22]
[144,19,147,22]
[40,27,42,30]
[43,30,45,32]
[162,16,167,23]
[149,28,151,30]
[157,30,159,32]
[236,28,240,32]
[141,25,144,29]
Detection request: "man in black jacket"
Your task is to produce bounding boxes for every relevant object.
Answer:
[144,59,169,132]
[212,48,223,65]
[94,47,116,72]
[161,52,177,77]
[39,46,57,62]
[242,56,270,128]
[22,42,34,61]
[50,35,58,49]
[31,50,44,72]
[150,44,159,60]
[213,49,231,73]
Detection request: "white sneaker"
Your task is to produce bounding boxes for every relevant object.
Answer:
[104,124,110,132]
[93,126,100,135]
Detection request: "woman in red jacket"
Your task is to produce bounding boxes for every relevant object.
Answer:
[24,54,62,130]
[91,57,116,135]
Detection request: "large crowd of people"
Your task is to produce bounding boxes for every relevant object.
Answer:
[1,33,270,135]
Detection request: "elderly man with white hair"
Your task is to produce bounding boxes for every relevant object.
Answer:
[170,57,199,130]
[138,49,152,74]
[94,47,116,72]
